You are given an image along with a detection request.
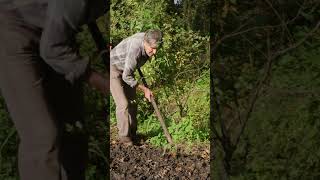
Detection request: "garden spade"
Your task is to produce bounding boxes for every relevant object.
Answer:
[137,68,174,145]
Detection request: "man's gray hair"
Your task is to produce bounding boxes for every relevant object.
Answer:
[144,29,163,48]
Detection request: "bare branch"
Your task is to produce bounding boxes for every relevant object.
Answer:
[230,20,320,147]
[264,0,294,42]
[272,20,320,58]
[233,30,273,147]
[212,24,282,51]
[241,35,268,59]
[212,2,310,53]
[286,0,306,24]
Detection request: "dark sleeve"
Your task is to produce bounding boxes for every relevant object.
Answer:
[40,0,89,83]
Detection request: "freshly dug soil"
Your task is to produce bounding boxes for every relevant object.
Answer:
[110,142,210,179]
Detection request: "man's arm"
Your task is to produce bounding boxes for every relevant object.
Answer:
[85,68,109,95]
[121,40,140,88]
[40,0,88,83]
[122,59,154,101]
[116,37,153,100]
[121,51,153,101]
[39,0,108,94]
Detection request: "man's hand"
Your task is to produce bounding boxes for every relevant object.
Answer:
[144,88,153,102]
[85,68,109,95]
[138,84,153,102]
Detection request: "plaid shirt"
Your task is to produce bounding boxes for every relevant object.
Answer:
[110,33,149,88]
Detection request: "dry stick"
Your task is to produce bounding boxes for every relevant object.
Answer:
[137,68,174,145]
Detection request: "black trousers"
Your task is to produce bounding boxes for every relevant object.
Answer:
[0,10,88,180]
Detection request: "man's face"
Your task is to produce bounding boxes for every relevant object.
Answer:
[144,41,158,57]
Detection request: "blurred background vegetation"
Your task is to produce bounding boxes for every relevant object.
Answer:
[211,0,320,179]
[0,17,108,179]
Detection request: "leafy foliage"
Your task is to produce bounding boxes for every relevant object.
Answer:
[211,0,320,179]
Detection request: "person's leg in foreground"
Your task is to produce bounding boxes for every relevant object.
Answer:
[0,10,87,180]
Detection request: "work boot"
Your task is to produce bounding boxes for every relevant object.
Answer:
[131,131,137,142]
[131,131,143,145]
[131,132,147,145]
[119,136,133,146]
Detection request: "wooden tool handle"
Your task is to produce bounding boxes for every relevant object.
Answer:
[138,68,173,144]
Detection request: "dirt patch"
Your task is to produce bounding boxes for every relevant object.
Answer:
[110,141,210,179]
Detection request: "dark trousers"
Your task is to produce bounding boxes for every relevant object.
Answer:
[0,10,87,180]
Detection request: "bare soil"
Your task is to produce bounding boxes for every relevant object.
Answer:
[110,129,210,179]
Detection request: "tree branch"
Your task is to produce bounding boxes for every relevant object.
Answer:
[231,20,320,147]
[272,20,320,59]
[233,30,273,147]
[264,0,294,42]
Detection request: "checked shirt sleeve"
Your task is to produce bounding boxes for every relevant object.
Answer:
[121,39,141,88]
